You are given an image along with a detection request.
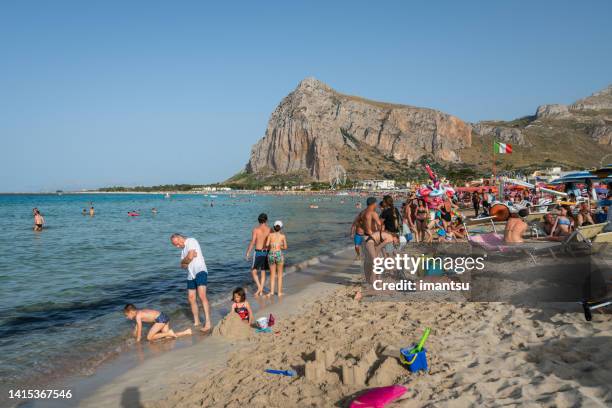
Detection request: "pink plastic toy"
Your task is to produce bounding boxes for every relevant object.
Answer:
[349,385,407,408]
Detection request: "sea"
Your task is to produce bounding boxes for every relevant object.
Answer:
[0,193,359,393]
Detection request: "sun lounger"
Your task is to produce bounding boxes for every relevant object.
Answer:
[592,231,612,244]
[464,216,498,233]
[574,222,608,243]
[468,228,586,263]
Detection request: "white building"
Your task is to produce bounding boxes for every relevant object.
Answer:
[529,167,563,183]
[358,179,396,191]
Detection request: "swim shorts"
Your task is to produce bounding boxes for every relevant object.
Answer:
[268,250,284,264]
[155,312,169,324]
[252,249,269,270]
[354,233,364,246]
[186,271,208,290]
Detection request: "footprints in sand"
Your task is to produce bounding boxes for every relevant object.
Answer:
[150,285,612,408]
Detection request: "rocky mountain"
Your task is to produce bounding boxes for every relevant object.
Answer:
[234,79,612,185]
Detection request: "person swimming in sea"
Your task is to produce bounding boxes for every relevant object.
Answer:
[265,220,287,297]
[123,304,192,342]
[33,209,45,231]
[89,206,95,216]
[230,287,253,324]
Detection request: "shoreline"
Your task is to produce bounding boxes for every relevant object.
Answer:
[17,247,360,408]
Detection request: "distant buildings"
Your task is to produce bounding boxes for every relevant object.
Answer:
[191,186,233,192]
[357,179,396,190]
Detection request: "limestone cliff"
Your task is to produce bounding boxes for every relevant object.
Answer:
[246,78,472,181]
[241,79,612,183]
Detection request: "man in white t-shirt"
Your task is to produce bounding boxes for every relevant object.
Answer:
[170,233,211,332]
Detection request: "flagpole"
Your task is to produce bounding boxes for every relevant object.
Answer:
[492,138,496,180]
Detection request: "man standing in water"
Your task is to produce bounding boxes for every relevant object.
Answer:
[170,233,211,332]
[350,211,365,259]
[33,208,45,231]
[245,213,271,296]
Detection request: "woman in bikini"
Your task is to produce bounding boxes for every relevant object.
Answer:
[548,206,573,240]
[265,220,287,297]
[415,199,431,243]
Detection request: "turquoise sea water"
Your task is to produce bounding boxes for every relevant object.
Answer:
[0,193,357,390]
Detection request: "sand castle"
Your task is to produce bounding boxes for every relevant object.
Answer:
[212,312,252,341]
[304,344,406,387]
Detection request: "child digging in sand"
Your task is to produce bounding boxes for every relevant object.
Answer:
[123,304,192,342]
[265,220,288,297]
[231,287,253,324]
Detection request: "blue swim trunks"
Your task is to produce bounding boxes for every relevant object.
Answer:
[187,271,208,290]
[155,312,169,324]
[354,234,364,246]
[252,249,269,270]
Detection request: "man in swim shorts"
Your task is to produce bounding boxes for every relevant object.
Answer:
[170,233,211,332]
[351,209,366,258]
[245,213,271,296]
[33,209,44,231]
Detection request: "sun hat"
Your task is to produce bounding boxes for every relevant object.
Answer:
[274,220,283,228]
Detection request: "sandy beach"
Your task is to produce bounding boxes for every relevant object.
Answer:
[32,246,608,408]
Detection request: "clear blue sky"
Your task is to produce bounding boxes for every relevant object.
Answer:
[1,1,610,192]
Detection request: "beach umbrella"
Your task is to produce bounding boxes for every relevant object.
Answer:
[550,171,599,184]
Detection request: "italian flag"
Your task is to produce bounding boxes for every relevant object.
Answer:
[494,141,512,154]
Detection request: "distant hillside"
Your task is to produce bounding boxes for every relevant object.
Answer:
[229,79,612,186]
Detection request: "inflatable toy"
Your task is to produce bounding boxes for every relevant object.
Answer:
[350,385,407,408]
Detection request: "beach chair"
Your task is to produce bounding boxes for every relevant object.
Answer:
[592,231,612,244]
[524,212,547,223]
[464,216,498,234]
[467,229,584,264]
[582,298,612,321]
[574,222,608,243]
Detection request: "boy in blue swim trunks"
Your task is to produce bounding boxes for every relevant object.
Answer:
[171,233,212,332]
[351,208,366,258]
[245,213,271,296]
[123,304,191,342]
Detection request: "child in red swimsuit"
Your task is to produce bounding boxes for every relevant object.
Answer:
[231,287,253,325]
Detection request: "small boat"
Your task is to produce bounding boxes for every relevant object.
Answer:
[164,193,171,199]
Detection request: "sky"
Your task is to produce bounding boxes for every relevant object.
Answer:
[0,1,611,192]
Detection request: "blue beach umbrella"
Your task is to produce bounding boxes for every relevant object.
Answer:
[550,171,609,184]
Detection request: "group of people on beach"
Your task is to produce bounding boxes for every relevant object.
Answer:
[350,186,611,255]
[350,192,466,257]
[124,212,287,343]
